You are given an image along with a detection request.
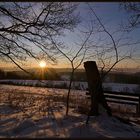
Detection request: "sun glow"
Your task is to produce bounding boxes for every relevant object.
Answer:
[39,61,46,68]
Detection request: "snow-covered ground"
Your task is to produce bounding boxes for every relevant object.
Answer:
[0,84,140,138]
[0,79,139,93]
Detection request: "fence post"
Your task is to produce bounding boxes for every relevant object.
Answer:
[84,61,112,124]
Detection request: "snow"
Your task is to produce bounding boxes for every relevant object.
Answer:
[0,79,139,93]
[103,83,139,93]
[0,84,140,138]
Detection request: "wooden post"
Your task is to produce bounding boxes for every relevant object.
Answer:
[84,61,100,116]
[84,61,112,123]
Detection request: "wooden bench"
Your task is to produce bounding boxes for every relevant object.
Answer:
[86,90,140,115]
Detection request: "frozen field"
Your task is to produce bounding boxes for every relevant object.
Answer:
[0,79,140,93]
[0,84,140,138]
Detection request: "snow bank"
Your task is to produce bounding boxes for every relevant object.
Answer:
[0,79,139,93]
[0,104,140,138]
[0,85,140,138]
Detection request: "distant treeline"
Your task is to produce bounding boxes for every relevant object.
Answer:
[0,68,60,80]
[69,71,140,84]
[107,72,140,84]
[0,69,140,84]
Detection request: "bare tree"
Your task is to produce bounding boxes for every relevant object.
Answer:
[1,2,139,118]
[82,3,140,121]
[0,2,79,73]
[87,3,139,81]
[46,3,140,116]
[118,2,140,66]
[120,2,140,31]
[48,29,92,115]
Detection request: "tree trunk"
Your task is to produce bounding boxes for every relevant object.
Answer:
[66,69,74,115]
[84,61,112,123]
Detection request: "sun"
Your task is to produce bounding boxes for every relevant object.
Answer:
[39,61,46,68]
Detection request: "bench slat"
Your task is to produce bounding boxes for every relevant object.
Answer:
[104,95,139,102]
[104,90,140,97]
[106,99,138,105]
[86,90,140,114]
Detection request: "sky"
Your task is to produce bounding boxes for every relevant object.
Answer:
[0,2,140,71]
[55,2,140,70]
